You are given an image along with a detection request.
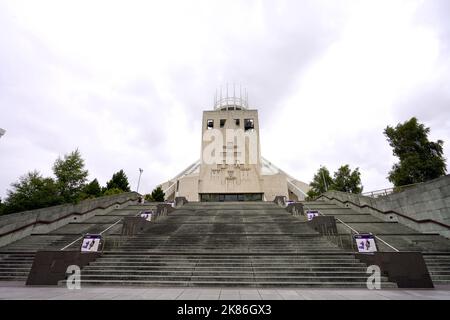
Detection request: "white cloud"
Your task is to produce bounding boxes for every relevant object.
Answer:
[0,0,449,199]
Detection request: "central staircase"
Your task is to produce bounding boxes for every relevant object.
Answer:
[73,202,396,287]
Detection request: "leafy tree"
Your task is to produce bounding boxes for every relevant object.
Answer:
[151,186,165,202]
[105,170,130,192]
[144,194,154,202]
[307,165,363,198]
[0,198,4,215]
[384,117,447,186]
[78,178,102,200]
[2,171,62,214]
[307,166,333,199]
[53,149,88,202]
[332,165,363,194]
[103,188,124,196]
[84,179,102,197]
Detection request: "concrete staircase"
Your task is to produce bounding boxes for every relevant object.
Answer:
[304,200,450,286]
[423,254,450,285]
[72,202,396,288]
[0,204,158,281]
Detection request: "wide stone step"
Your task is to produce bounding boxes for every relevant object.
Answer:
[88,262,366,268]
[81,270,371,277]
[429,275,450,281]
[119,239,331,242]
[93,256,357,263]
[423,263,450,267]
[429,271,450,275]
[105,248,343,251]
[95,256,358,261]
[116,242,335,246]
[0,255,36,258]
[114,247,341,251]
[0,267,32,272]
[0,271,30,276]
[60,279,397,288]
[0,276,28,281]
[83,266,367,272]
[432,280,450,285]
[426,266,450,270]
[82,274,387,282]
[0,259,32,264]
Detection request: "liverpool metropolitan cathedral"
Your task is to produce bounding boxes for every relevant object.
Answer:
[160,90,309,202]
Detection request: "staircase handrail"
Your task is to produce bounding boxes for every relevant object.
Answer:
[318,193,450,230]
[282,195,400,252]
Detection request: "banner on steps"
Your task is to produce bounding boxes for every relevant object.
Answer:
[80,234,103,252]
[140,210,154,221]
[354,233,377,253]
[306,210,319,221]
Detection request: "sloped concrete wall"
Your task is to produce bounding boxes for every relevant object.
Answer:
[0,192,140,247]
[318,175,450,238]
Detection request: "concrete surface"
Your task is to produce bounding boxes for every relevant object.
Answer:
[320,175,450,238]
[0,282,449,300]
[0,192,140,247]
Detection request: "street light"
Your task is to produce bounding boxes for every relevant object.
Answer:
[136,168,143,193]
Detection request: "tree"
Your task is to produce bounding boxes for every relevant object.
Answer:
[144,194,154,202]
[307,166,333,199]
[105,170,130,192]
[0,198,4,215]
[307,165,363,198]
[384,117,447,186]
[332,165,363,194]
[84,179,102,197]
[53,149,88,202]
[78,178,102,200]
[103,188,125,196]
[1,171,62,214]
[151,186,165,202]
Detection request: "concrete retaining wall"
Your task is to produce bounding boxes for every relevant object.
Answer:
[318,175,450,238]
[0,192,140,247]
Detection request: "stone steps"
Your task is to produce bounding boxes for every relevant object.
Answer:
[423,254,450,285]
[60,279,397,288]
[70,201,397,288]
[78,275,390,282]
[0,201,405,287]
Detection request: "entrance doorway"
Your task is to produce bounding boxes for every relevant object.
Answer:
[199,193,263,202]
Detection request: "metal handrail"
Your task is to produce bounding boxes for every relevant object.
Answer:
[60,216,126,251]
[362,182,423,198]
[282,196,400,252]
[60,203,160,251]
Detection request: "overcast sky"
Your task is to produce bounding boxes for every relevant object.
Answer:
[1,0,449,198]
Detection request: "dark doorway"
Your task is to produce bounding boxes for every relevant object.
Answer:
[200,193,263,202]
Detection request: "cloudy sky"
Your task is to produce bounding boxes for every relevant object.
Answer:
[0,0,449,198]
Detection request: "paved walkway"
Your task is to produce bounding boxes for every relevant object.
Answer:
[0,282,449,300]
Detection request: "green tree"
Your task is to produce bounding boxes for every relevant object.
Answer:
[78,178,102,200]
[53,149,88,202]
[144,194,154,202]
[384,117,447,186]
[151,186,165,202]
[307,166,334,199]
[84,179,102,197]
[0,198,4,215]
[2,171,62,214]
[105,170,130,192]
[332,165,363,194]
[103,188,124,196]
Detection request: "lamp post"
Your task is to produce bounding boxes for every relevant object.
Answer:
[136,168,143,193]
